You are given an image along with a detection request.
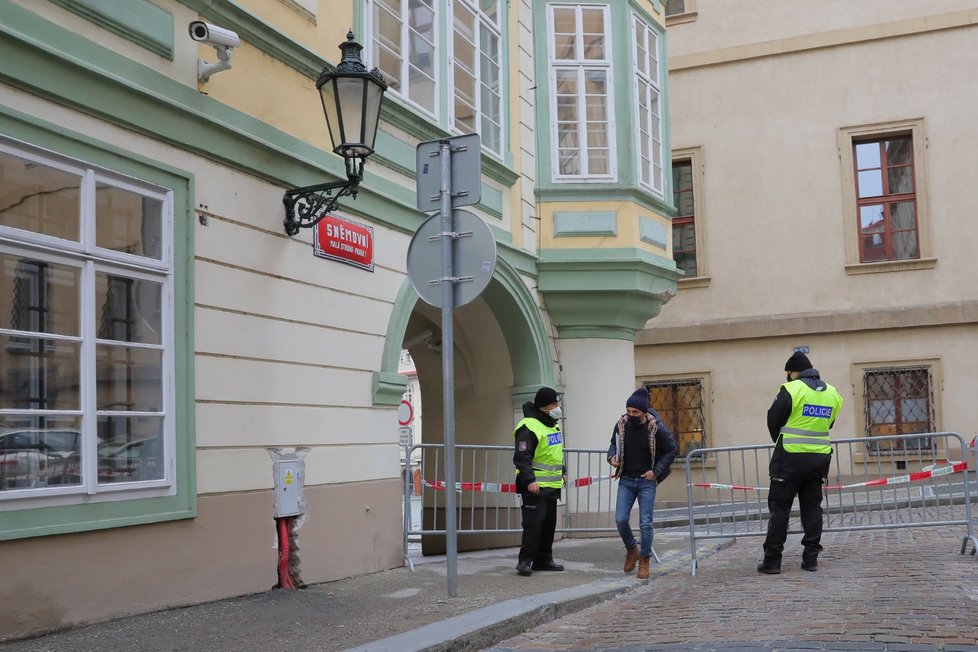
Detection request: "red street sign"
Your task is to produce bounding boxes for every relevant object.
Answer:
[398,399,414,426]
[313,214,375,271]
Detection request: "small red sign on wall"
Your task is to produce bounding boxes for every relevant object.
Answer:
[314,214,375,272]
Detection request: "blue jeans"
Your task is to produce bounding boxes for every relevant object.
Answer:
[615,476,657,558]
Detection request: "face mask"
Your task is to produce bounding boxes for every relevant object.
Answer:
[627,415,644,426]
[548,407,562,419]
[786,373,793,382]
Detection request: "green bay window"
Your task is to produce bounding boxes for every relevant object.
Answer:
[633,14,664,195]
[548,3,615,180]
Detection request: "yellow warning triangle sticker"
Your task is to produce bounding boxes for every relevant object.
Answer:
[285,470,294,485]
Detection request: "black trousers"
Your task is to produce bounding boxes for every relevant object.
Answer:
[518,492,558,563]
[762,474,825,560]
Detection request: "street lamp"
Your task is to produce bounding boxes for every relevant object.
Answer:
[283,31,388,236]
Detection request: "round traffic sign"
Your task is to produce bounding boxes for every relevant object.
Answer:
[397,399,414,426]
[406,209,497,308]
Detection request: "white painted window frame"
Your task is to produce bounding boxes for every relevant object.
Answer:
[633,13,664,197]
[0,138,176,510]
[365,0,440,120]
[449,0,504,157]
[547,3,617,182]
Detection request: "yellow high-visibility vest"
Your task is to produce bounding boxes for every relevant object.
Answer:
[514,418,564,488]
[779,380,843,454]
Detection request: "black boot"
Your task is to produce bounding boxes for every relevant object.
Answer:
[532,560,564,571]
[516,560,533,576]
[801,556,818,572]
[756,557,781,574]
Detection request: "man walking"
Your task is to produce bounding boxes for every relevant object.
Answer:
[513,386,566,577]
[608,387,678,579]
[758,351,843,574]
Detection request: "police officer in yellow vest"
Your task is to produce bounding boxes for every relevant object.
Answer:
[513,386,566,577]
[758,351,843,575]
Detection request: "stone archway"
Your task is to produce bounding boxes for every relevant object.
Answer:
[374,256,555,553]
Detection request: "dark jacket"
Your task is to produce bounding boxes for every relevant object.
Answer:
[766,368,835,479]
[513,402,565,498]
[606,409,678,484]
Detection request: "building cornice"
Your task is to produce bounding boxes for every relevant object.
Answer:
[637,300,978,346]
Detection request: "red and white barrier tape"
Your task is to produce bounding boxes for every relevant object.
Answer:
[423,459,971,494]
[422,475,616,493]
[825,460,966,490]
[688,482,766,491]
[688,461,968,492]
[573,475,616,488]
[423,480,518,493]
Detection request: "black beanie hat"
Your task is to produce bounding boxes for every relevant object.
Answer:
[533,386,560,408]
[626,387,650,413]
[785,351,813,372]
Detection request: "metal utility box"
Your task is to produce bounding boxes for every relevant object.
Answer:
[268,448,309,518]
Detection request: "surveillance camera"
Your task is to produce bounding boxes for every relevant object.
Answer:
[189,21,239,82]
[188,21,240,48]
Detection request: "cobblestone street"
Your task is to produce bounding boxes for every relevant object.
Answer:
[486,528,978,651]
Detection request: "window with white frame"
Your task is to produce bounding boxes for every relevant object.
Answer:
[0,139,174,500]
[367,0,438,116]
[633,14,663,195]
[548,3,615,180]
[451,0,502,155]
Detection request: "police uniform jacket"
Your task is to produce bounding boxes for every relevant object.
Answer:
[766,368,837,479]
[513,402,566,498]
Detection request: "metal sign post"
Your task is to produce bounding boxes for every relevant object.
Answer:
[408,134,494,599]
[436,140,459,598]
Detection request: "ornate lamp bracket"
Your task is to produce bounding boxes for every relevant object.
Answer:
[282,178,359,236]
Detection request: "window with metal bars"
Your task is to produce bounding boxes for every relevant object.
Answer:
[863,366,934,453]
[644,379,706,457]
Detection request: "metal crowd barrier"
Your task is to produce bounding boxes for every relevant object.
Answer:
[402,443,660,569]
[684,432,978,575]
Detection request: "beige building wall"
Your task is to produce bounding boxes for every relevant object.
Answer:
[0,68,406,632]
[1,0,559,638]
[639,1,978,498]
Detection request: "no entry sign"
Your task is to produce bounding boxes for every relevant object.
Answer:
[398,399,414,426]
[314,214,375,271]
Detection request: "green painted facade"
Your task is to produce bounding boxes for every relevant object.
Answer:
[0,105,197,540]
[531,1,680,338]
[0,0,679,540]
[49,0,175,58]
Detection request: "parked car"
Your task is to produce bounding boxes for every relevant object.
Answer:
[0,429,81,489]
[97,435,163,483]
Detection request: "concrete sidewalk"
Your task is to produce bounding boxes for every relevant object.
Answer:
[7,526,972,652]
[0,531,727,652]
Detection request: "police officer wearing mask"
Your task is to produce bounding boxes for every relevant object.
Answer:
[513,386,566,577]
[758,351,843,575]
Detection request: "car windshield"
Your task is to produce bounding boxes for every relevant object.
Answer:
[0,430,79,453]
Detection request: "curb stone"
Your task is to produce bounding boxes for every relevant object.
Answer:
[345,539,735,652]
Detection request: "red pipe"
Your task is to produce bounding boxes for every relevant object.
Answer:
[276,517,294,590]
